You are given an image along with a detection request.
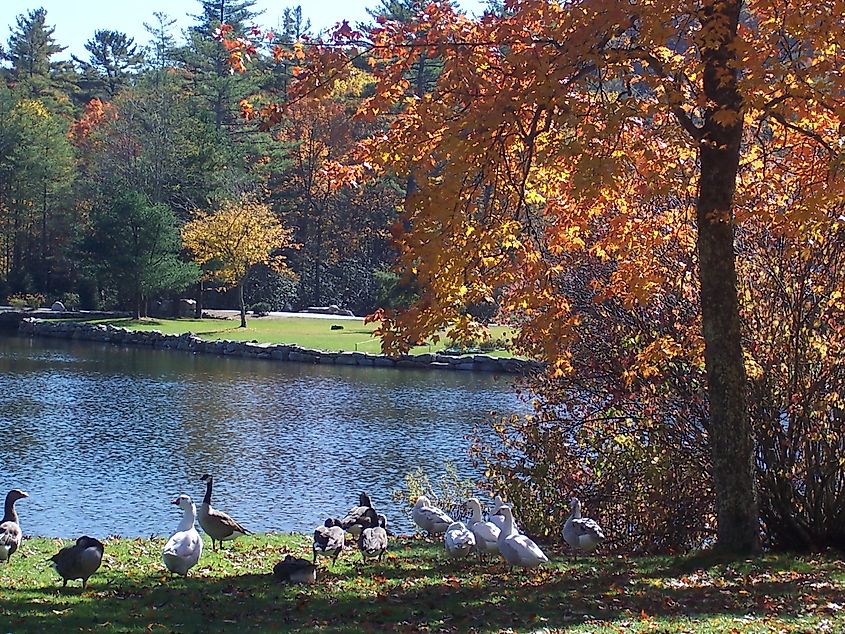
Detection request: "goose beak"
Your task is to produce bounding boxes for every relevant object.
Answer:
[19,491,29,498]
[170,497,180,505]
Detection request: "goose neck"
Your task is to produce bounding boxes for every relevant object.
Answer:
[2,494,17,524]
[178,503,197,532]
[203,478,213,506]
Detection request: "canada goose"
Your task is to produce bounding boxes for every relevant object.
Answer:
[50,536,104,589]
[563,497,606,556]
[494,505,548,569]
[412,496,453,536]
[313,518,345,565]
[0,489,28,563]
[337,493,377,538]
[198,474,250,550]
[163,494,203,576]
[274,554,317,584]
[464,498,500,558]
[358,514,388,562]
[444,521,476,559]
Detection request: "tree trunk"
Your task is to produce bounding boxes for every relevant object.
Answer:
[238,280,247,328]
[134,290,142,320]
[696,0,759,555]
[195,279,204,318]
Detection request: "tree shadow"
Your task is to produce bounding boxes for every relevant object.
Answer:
[1,544,843,633]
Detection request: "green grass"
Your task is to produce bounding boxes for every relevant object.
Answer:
[82,316,518,357]
[2,535,844,633]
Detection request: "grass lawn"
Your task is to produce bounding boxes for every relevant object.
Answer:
[1,534,843,633]
[84,317,518,357]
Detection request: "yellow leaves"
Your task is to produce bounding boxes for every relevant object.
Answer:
[182,195,294,287]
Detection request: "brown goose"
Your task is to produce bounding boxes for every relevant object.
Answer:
[198,474,250,550]
[313,518,345,566]
[0,489,28,563]
[337,493,377,538]
[50,536,105,589]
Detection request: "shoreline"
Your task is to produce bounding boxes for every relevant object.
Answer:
[16,317,543,374]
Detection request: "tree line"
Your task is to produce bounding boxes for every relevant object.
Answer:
[0,0,405,318]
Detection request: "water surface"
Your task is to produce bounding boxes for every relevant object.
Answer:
[0,335,523,537]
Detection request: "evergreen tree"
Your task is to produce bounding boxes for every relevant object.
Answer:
[4,8,75,105]
[74,30,143,98]
[81,191,197,318]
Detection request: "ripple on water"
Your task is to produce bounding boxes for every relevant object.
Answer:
[0,335,526,537]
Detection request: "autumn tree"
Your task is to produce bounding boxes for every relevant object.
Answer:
[227,0,845,554]
[182,195,293,327]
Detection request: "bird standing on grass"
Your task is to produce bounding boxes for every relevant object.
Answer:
[50,536,104,589]
[0,489,27,564]
[198,474,250,550]
[562,497,605,557]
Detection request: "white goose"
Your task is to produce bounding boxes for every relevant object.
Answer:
[444,521,476,559]
[494,505,548,569]
[464,498,500,558]
[412,496,453,536]
[163,494,203,576]
[562,497,605,556]
[490,495,520,534]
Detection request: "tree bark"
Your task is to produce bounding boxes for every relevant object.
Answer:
[696,0,760,554]
[238,280,247,328]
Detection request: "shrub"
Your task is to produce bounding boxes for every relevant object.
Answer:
[473,219,845,553]
[250,302,271,316]
[7,293,45,309]
[60,292,80,310]
[391,462,475,520]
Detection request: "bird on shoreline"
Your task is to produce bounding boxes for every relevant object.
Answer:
[412,496,453,537]
[494,505,548,569]
[0,489,28,564]
[163,494,203,576]
[464,498,500,559]
[444,521,476,559]
[563,497,605,557]
[358,513,389,562]
[198,474,250,550]
[337,493,378,538]
[274,554,317,583]
[50,536,104,589]
[313,518,345,566]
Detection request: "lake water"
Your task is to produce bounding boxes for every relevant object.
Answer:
[0,335,524,538]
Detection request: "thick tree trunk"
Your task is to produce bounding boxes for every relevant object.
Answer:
[238,280,247,328]
[696,0,760,555]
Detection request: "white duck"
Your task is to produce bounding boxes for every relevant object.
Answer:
[464,498,500,558]
[444,521,476,559]
[494,505,548,569]
[163,494,203,576]
[412,496,453,536]
[562,497,605,556]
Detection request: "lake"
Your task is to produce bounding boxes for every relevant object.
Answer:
[0,335,524,538]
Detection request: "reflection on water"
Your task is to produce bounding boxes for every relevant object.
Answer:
[0,335,524,537]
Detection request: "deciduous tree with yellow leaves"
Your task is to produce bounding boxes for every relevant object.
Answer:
[182,195,294,327]
[224,0,845,554]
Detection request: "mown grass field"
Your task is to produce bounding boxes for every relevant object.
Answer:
[86,316,517,357]
[1,534,843,633]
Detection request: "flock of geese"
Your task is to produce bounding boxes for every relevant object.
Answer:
[1,477,606,589]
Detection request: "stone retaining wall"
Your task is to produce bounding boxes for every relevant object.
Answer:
[18,318,542,375]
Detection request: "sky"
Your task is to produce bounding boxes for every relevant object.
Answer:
[1,0,487,62]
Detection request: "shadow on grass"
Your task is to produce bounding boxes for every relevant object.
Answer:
[2,542,843,633]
